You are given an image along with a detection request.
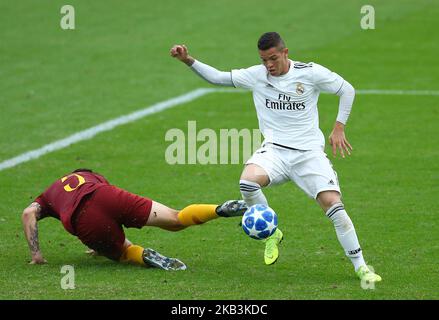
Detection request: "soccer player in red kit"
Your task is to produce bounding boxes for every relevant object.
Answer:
[22,169,247,270]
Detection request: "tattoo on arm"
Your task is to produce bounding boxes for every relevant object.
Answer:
[23,202,42,255]
[29,224,40,254]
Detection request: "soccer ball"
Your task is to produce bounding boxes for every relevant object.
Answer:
[242,204,278,240]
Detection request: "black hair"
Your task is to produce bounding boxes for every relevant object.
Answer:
[257,32,286,50]
[72,168,93,173]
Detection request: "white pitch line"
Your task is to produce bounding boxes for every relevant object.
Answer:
[0,88,212,172]
[356,89,439,96]
[1,87,438,172]
[196,87,439,96]
[205,88,439,96]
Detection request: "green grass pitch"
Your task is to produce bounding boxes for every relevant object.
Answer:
[0,0,438,299]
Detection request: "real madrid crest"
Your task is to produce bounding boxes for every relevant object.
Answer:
[296,83,305,95]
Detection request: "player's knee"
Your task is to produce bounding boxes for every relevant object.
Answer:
[169,212,186,231]
[317,191,341,211]
[240,164,270,187]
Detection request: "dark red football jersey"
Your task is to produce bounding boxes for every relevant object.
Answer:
[34,171,109,235]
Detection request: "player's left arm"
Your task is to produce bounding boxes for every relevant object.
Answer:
[329,81,355,158]
[22,202,47,264]
[312,63,355,158]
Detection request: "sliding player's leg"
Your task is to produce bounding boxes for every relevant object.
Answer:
[122,196,247,269]
[120,198,247,269]
[89,184,245,232]
[146,199,247,230]
[121,239,186,271]
[78,215,186,270]
[77,185,246,269]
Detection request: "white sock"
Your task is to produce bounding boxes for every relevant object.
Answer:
[326,203,366,272]
[239,180,268,206]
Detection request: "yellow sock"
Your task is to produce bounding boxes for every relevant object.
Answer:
[120,244,145,266]
[177,204,219,227]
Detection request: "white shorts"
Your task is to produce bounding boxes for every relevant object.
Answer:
[245,144,341,199]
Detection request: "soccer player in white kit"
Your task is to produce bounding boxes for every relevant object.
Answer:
[170,32,381,283]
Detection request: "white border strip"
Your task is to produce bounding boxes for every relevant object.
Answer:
[1,87,438,172]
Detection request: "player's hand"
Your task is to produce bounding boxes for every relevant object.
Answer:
[29,254,47,264]
[170,44,194,65]
[85,248,100,256]
[329,122,353,158]
[170,44,188,59]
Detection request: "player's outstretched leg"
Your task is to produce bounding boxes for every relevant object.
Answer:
[263,228,283,265]
[120,243,186,271]
[142,248,187,271]
[146,200,246,231]
[216,200,248,217]
[177,200,247,226]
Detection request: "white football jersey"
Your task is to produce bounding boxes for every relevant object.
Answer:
[231,60,345,150]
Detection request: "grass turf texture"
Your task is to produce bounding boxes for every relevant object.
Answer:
[0,0,438,299]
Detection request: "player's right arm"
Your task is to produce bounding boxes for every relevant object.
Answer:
[22,202,47,264]
[170,44,234,86]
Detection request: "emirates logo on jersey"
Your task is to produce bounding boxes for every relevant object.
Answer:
[296,83,305,95]
[265,93,306,111]
[265,99,305,111]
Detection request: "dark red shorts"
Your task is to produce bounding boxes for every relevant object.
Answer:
[72,185,152,261]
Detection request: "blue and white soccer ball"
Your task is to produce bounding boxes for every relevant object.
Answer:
[242,204,278,240]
